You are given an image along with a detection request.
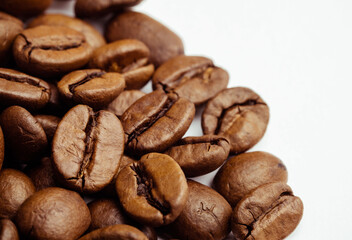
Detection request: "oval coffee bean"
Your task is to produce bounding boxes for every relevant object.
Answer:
[13,26,93,78]
[116,153,188,227]
[35,115,61,141]
[153,55,229,105]
[52,104,124,193]
[89,39,154,89]
[231,182,304,240]
[0,169,35,219]
[15,187,91,240]
[0,126,3,171]
[0,68,51,110]
[105,90,146,117]
[0,219,19,240]
[213,151,288,207]
[106,11,184,67]
[164,135,230,177]
[121,90,195,156]
[202,87,269,154]
[58,69,125,109]
[25,157,57,191]
[0,0,52,18]
[78,224,148,240]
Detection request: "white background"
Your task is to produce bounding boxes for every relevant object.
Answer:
[45,0,352,239]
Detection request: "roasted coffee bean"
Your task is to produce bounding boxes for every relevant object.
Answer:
[35,115,61,141]
[0,126,4,171]
[0,68,51,110]
[231,182,303,240]
[202,87,269,154]
[0,0,52,18]
[213,151,288,207]
[0,219,19,240]
[106,11,184,67]
[164,135,230,177]
[0,106,48,164]
[42,82,67,116]
[28,13,106,50]
[121,90,195,156]
[105,90,146,117]
[116,153,188,227]
[0,169,35,219]
[89,39,154,89]
[57,69,125,109]
[52,104,124,193]
[78,224,148,240]
[75,0,143,18]
[15,187,91,240]
[13,26,93,78]
[25,157,57,191]
[167,180,232,240]
[153,56,229,105]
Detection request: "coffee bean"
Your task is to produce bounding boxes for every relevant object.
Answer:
[231,182,303,240]
[153,55,229,105]
[0,126,4,171]
[213,151,288,207]
[0,0,52,18]
[164,135,230,177]
[0,169,36,219]
[105,90,146,117]
[35,115,61,141]
[78,224,148,240]
[13,26,93,78]
[202,87,270,154]
[116,153,188,227]
[89,39,154,89]
[15,187,91,240]
[57,69,125,109]
[25,157,57,191]
[0,219,19,240]
[42,82,67,116]
[121,90,195,156]
[52,104,124,193]
[106,11,184,67]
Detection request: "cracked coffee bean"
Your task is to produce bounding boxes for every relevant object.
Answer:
[231,182,303,240]
[78,224,148,240]
[164,135,230,177]
[52,104,125,193]
[202,87,270,154]
[105,90,146,117]
[0,126,3,171]
[0,0,52,19]
[153,55,229,105]
[116,153,188,227]
[89,39,154,89]
[121,89,195,156]
[25,157,57,191]
[34,115,61,141]
[13,25,93,78]
[15,187,91,240]
[0,219,19,240]
[213,151,288,207]
[58,69,125,109]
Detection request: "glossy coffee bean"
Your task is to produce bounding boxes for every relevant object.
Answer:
[15,187,91,240]
[0,169,35,219]
[106,11,184,67]
[105,90,146,117]
[58,69,125,109]
[231,182,303,240]
[0,0,52,18]
[116,153,188,227]
[28,13,106,50]
[0,106,48,164]
[213,151,288,207]
[0,68,51,110]
[35,115,61,141]
[25,157,57,191]
[153,55,229,105]
[0,126,3,171]
[79,224,148,240]
[202,87,270,154]
[52,104,124,193]
[13,26,93,78]
[89,39,154,89]
[121,90,195,156]
[0,219,19,240]
[164,135,230,177]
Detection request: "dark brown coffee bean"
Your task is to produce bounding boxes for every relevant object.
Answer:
[13,26,93,78]
[28,13,106,50]
[15,187,91,240]
[0,68,51,110]
[35,115,61,141]
[0,106,48,164]
[0,0,52,18]
[121,90,195,156]
[57,69,125,109]
[231,182,303,240]
[89,39,154,89]
[213,151,288,207]
[153,56,229,105]
[42,82,67,116]
[164,135,230,177]
[0,126,4,171]
[0,169,36,219]
[78,224,148,240]
[0,219,19,240]
[25,157,57,191]
[52,104,124,193]
[106,11,184,67]
[202,87,269,154]
[105,90,146,117]
[116,153,188,227]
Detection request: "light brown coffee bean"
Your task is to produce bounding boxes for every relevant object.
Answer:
[105,90,146,117]
[0,219,19,240]
[79,224,148,240]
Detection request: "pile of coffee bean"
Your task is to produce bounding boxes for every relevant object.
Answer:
[0,0,304,239]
